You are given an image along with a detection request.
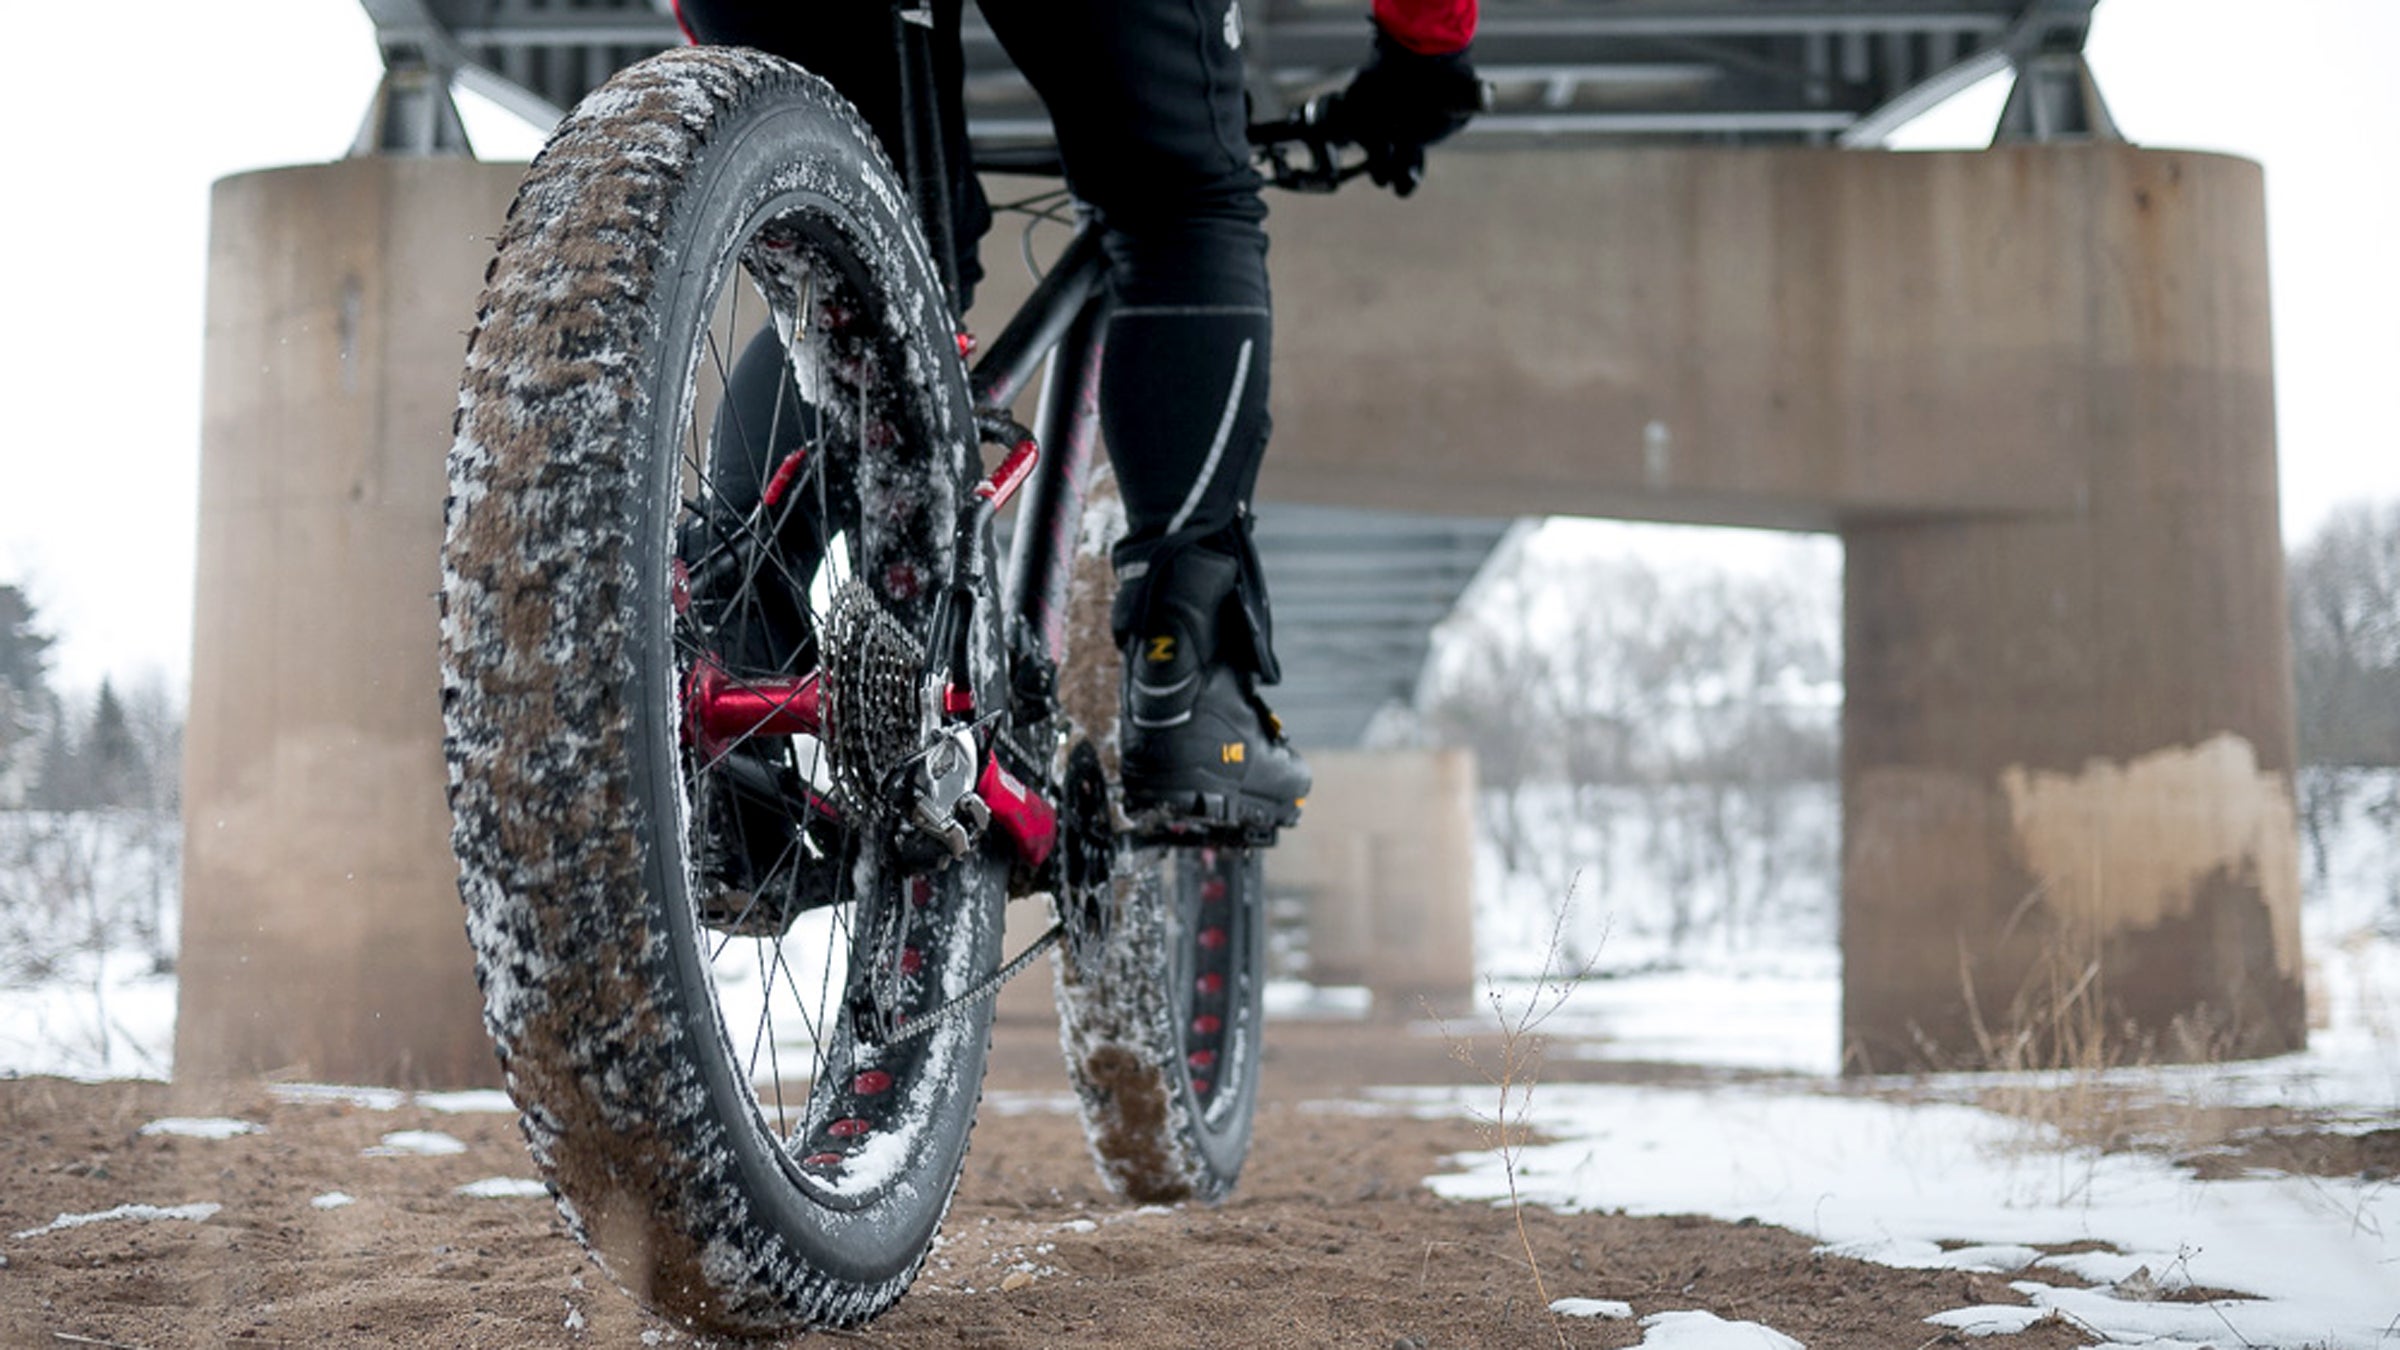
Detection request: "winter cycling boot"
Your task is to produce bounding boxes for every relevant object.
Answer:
[1114,546,1311,840]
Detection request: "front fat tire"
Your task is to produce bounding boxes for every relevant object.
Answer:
[442,48,995,1334]
[1047,476,1269,1204]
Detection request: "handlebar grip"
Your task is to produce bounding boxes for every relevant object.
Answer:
[1247,94,1342,148]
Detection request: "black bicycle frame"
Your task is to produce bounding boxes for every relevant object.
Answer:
[882,2,1114,683]
[889,3,962,308]
[978,234,1111,668]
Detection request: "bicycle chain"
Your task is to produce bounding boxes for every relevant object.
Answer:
[873,918,1064,1047]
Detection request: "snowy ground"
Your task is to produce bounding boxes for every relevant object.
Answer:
[3,783,2396,1347]
[0,945,176,1081]
[1425,1071,2400,1348]
[1409,931,2399,1347]
[1422,778,2400,1349]
[0,809,178,1080]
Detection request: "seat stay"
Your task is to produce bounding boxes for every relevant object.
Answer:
[993,270,1113,671]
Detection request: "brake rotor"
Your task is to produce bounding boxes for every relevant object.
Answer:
[1058,739,1118,977]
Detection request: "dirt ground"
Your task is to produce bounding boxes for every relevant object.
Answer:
[0,1009,2249,1349]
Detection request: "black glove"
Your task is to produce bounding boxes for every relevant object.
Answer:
[1321,24,1484,197]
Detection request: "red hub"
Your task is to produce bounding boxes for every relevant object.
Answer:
[683,658,823,750]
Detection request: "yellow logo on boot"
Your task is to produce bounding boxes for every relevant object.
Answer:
[1146,636,1176,663]
[1220,742,1246,764]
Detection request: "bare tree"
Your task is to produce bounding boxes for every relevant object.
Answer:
[0,584,55,809]
[1428,535,1839,959]
[113,675,184,966]
[4,662,187,979]
[2289,499,2400,765]
[1427,564,1556,876]
[2288,500,2400,894]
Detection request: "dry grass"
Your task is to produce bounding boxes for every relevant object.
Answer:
[1942,891,2266,1188]
[1431,893,1604,1349]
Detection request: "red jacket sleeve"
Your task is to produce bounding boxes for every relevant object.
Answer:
[1372,0,1478,54]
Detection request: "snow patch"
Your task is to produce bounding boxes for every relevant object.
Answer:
[2031,1248,2187,1288]
[1927,1243,2043,1273]
[1921,1303,2055,1337]
[13,1201,221,1239]
[2013,1280,2334,1347]
[1550,1297,1634,1319]
[1636,1309,1802,1349]
[981,1090,1079,1116]
[138,1116,261,1140]
[309,1192,355,1210]
[454,1176,548,1199]
[1814,1238,2041,1273]
[415,1089,515,1114]
[269,1083,408,1111]
[1263,980,1371,1019]
[1429,1081,2400,1348]
[364,1130,467,1157]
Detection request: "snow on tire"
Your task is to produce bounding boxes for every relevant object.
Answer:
[441,47,1001,1335]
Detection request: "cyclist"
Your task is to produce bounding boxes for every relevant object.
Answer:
[673,0,1483,835]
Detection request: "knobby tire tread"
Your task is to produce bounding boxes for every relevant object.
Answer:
[442,47,992,1335]
[1047,477,1267,1205]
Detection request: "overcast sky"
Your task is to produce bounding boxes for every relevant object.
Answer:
[0,0,2393,691]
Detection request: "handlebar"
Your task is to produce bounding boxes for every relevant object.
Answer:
[1247,95,1377,194]
[973,94,1418,195]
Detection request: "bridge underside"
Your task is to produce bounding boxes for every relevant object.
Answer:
[355,0,2101,153]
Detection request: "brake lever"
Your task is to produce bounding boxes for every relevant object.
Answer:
[1248,96,1366,193]
[1257,136,1357,193]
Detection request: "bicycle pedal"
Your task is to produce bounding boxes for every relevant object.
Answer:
[1124,790,1292,848]
[1128,822,1277,849]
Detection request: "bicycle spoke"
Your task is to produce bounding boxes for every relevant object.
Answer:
[653,184,991,1207]
[766,934,828,1136]
[746,936,774,1081]
[758,940,793,1137]
[777,278,868,1077]
[701,318,820,633]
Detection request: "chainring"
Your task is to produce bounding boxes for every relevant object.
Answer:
[1058,739,1119,978]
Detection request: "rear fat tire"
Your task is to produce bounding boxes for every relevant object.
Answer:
[441,48,999,1333]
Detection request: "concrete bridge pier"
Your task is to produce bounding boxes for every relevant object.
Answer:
[177,157,522,1087]
[1260,144,2304,1070]
[1268,749,1480,1019]
[1837,170,2302,1070]
[1842,509,2303,1070]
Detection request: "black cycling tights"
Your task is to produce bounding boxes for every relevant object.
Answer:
[676,0,1274,584]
